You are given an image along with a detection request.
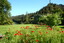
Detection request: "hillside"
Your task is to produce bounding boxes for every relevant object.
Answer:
[11,3,64,24]
[36,3,64,14]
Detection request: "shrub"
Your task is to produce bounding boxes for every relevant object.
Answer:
[39,13,62,27]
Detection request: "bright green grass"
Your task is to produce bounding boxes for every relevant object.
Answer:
[0,24,63,34]
[0,24,34,34]
[0,24,64,43]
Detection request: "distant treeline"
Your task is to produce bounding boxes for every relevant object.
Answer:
[11,3,64,25]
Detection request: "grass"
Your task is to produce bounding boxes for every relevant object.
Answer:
[0,24,64,43]
[0,24,32,34]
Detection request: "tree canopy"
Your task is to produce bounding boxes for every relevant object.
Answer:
[0,0,13,25]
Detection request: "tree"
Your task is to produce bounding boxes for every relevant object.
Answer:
[25,12,29,23]
[0,0,13,25]
[39,13,62,27]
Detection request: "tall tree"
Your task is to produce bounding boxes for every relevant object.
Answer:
[25,12,29,23]
[0,0,13,25]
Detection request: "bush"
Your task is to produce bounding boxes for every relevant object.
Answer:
[39,13,62,27]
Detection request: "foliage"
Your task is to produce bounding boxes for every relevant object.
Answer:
[37,3,63,14]
[0,0,13,25]
[11,3,64,25]
[39,13,62,26]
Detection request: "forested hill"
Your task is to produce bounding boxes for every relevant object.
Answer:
[11,3,64,24]
[36,3,64,14]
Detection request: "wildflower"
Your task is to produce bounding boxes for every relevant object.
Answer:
[49,29,52,30]
[62,31,64,33]
[38,31,41,33]
[46,26,50,27]
[25,27,28,29]
[14,33,18,36]
[14,33,23,36]
[35,26,39,28]
[26,26,30,28]
[19,33,23,35]
[24,26,30,29]
[44,24,46,25]
[59,31,64,33]
[38,31,42,35]
[31,31,34,32]
[46,32,48,33]
[20,27,22,28]
[40,33,42,35]
[36,40,39,42]
[60,28,62,30]
[18,31,21,33]
[47,27,52,30]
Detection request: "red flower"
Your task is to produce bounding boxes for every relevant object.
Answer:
[19,33,23,35]
[26,26,30,27]
[20,27,22,28]
[38,31,42,35]
[25,27,28,29]
[47,27,52,30]
[44,24,46,25]
[31,31,34,32]
[24,26,30,29]
[49,29,52,30]
[60,29,62,30]
[14,33,23,36]
[46,26,50,27]
[35,26,39,28]
[36,40,39,42]
[62,31,64,32]
[46,32,48,33]
[40,33,42,35]
[18,31,21,33]
[38,31,41,33]
[14,33,18,36]
[59,31,64,33]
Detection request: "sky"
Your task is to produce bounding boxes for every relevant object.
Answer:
[8,0,64,16]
